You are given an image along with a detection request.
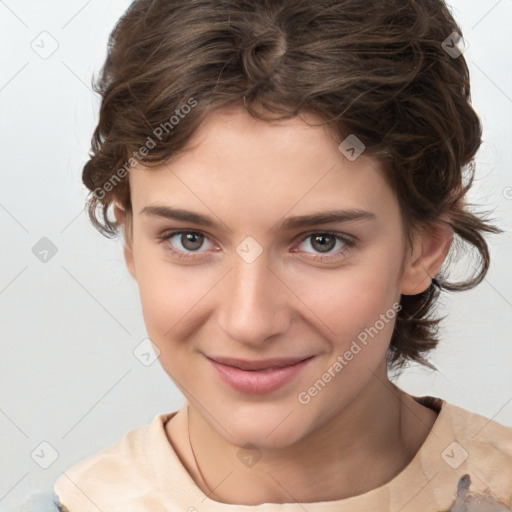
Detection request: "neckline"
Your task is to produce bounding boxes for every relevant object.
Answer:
[154,395,446,509]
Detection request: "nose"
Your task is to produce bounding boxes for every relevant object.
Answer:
[216,251,291,348]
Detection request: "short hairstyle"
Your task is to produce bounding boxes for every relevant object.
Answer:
[82,0,501,374]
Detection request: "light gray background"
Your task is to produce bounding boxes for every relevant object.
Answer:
[0,0,511,508]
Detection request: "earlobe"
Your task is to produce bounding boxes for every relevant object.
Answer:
[113,202,137,281]
[400,222,453,296]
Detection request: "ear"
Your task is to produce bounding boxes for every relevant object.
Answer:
[401,221,453,295]
[113,202,137,281]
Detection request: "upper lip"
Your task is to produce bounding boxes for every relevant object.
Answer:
[206,355,313,371]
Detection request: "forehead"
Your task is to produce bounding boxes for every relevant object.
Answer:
[128,105,397,224]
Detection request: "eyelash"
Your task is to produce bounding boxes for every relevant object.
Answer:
[157,230,356,263]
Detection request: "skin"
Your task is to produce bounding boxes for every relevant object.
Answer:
[114,104,453,505]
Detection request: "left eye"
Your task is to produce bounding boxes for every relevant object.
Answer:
[293,232,354,258]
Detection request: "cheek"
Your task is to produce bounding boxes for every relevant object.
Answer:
[133,229,404,362]
[133,247,211,347]
[291,251,403,343]
[292,262,402,418]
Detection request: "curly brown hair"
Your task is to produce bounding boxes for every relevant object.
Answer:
[82,0,501,374]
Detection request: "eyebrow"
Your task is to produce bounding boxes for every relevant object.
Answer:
[140,205,376,232]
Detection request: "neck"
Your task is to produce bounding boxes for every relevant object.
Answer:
[167,365,437,505]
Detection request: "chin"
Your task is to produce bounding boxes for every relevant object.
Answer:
[236,427,307,451]
[214,402,315,450]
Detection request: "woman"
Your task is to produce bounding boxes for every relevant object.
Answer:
[23,0,512,510]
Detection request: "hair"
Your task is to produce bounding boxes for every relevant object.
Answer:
[82,0,501,375]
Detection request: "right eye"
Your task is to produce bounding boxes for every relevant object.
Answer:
[158,230,218,261]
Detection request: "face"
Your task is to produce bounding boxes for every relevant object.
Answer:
[117,104,446,450]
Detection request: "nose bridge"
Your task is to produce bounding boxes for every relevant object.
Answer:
[217,248,289,345]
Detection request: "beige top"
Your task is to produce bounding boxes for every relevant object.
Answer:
[54,396,512,511]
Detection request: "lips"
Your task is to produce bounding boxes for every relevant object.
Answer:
[206,355,312,371]
[206,355,315,394]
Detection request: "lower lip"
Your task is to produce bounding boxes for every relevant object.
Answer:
[207,357,314,395]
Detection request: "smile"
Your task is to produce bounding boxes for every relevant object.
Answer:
[206,355,315,394]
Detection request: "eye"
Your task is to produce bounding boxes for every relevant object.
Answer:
[291,232,355,262]
[158,230,217,260]
[157,229,356,263]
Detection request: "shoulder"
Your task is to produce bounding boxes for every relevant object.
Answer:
[53,412,177,512]
[414,395,512,458]
[422,397,512,510]
[442,400,512,459]
[388,395,512,511]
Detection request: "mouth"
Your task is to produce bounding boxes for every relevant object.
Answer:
[206,355,313,371]
[205,355,315,394]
